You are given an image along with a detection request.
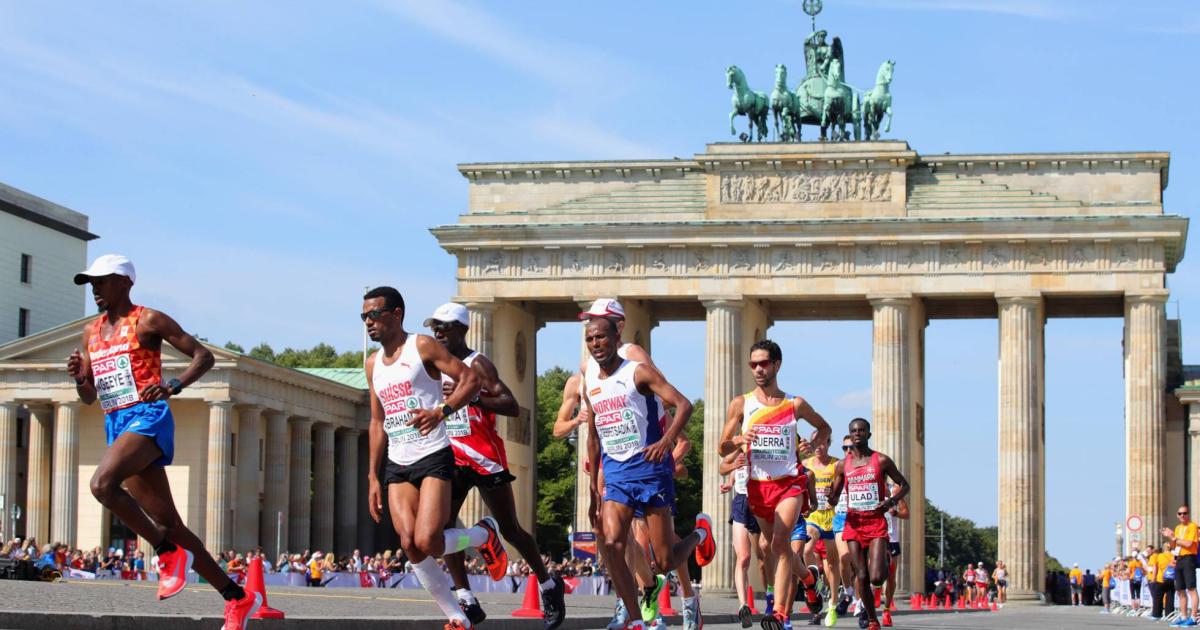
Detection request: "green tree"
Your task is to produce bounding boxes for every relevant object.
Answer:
[223,341,245,353]
[248,342,277,363]
[231,341,365,368]
[534,366,575,558]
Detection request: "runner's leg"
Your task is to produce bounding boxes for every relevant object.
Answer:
[89,433,172,547]
[848,539,875,623]
[443,476,473,589]
[643,506,703,572]
[630,518,655,588]
[770,497,803,617]
[479,482,550,582]
[391,478,468,625]
[733,522,751,607]
[602,500,641,618]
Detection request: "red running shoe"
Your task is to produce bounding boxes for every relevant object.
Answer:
[474,516,509,581]
[222,591,262,630]
[444,620,469,630]
[866,621,881,630]
[695,512,716,567]
[155,547,193,600]
[881,608,893,627]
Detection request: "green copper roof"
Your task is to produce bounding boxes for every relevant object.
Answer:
[297,367,368,390]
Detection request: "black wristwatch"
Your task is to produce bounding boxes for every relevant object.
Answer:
[440,403,454,418]
[167,378,184,396]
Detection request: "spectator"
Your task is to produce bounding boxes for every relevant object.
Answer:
[308,551,325,587]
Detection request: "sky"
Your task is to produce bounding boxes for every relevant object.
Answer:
[1,0,1197,571]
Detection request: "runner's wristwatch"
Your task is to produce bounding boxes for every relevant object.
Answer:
[440,403,454,418]
[167,378,184,395]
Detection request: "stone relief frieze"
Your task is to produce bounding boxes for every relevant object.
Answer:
[565,250,585,273]
[649,250,669,272]
[483,252,504,275]
[606,251,626,272]
[693,251,712,271]
[731,249,753,271]
[1026,246,1049,267]
[773,250,796,272]
[985,245,1009,268]
[523,253,544,274]
[720,171,891,204]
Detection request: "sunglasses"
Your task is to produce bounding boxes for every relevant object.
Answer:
[429,320,458,333]
[360,308,392,322]
[842,445,851,451]
[748,359,775,369]
[1180,511,1190,516]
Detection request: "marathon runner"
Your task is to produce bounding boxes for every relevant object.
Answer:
[719,339,832,630]
[828,418,910,630]
[721,448,772,628]
[66,255,261,630]
[963,563,976,603]
[425,303,566,629]
[582,316,715,630]
[363,287,509,630]
[881,484,909,627]
[831,435,855,620]
[974,562,988,604]
[802,435,842,626]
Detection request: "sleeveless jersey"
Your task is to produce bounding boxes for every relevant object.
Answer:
[975,568,987,584]
[742,392,799,481]
[584,344,674,471]
[844,451,886,514]
[733,466,748,495]
[87,306,161,413]
[804,456,839,512]
[371,335,450,465]
[964,569,975,584]
[441,351,508,474]
[584,358,667,481]
[886,511,900,543]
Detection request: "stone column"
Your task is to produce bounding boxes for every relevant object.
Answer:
[870,295,912,591]
[1188,404,1200,517]
[0,402,18,541]
[996,295,1045,600]
[701,297,743,592]
[234,405,263,551]
[289,417,314,552]
[335,428,360,555]
[458,299,496,528]
[262,410,290,558]
[205,401,235,553]
[574,299,595,539]
[906,299,928,595]
[619,298,656,351]
[51,401,80,547]
[1125,291,1168,542]
[739,299,771,395]
[312,422,336,553]
[26,404,53,543]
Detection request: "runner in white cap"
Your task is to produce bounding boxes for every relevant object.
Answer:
[363,287,509,630]
[66,255,262,629]
[427,303,566,629]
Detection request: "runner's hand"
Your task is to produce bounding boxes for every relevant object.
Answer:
[674,461,688,478]
[367,478,383,523]
[731,431,754,449]
[642,438,672,463]
[140,382,172,402]
[720,481,732,494]
[407,408,444,435]
[67,349,84,382]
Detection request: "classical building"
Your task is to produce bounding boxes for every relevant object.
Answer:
[431,141,1190,598]
[0,182,97,345]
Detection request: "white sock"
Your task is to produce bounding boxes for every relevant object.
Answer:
[413,557,469,626]
[539,577,556,592]
[684,595,696,608]
[443,526,489,554]
[455,587,477,604]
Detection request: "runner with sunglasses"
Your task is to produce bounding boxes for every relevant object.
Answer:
[828,418,910,630]
[363,288,509,630]
[719,339,832,630]
[66,255,261,630]
[424,303,566,629]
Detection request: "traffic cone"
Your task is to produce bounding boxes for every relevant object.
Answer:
[747,585,759,615]
[990,600,998,612]
[658,579,678,615]
[944,593,951,609]
[956,595,966,610]
[511,575,543,618]
[246,556,284,619]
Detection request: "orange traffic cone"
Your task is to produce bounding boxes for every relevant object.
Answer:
[910,593,921,610]
[990,600,998,612]
[247,556,284,619]
[511,575,543,618]
[944,593,951,608]
[747,585,759,615]
[658,579,678,615]
[956,595,966,610]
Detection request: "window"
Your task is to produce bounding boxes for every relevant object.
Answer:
[18,308,29,338]
[19,254,31,284]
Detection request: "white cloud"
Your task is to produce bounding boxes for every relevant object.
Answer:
[834,388,873,410]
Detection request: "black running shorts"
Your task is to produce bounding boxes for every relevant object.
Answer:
[384,447,456,487]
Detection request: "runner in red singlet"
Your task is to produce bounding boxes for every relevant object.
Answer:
[427,303,566,629]
[828,418,910,630]
[65,255,261,629]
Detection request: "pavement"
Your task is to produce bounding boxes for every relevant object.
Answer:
[0,580,1154,630]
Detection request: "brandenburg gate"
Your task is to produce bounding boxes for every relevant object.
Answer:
[431,141,1188,599]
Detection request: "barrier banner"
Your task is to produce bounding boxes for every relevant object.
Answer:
[572,532,597,561]
[1116,579,1131,606]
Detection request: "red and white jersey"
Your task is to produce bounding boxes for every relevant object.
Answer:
[975,568,987,584]
[844,451,886,514]
[442,351,509,475]
[964,569,976,584]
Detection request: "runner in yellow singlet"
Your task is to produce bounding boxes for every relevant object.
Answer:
[801,437,842,627]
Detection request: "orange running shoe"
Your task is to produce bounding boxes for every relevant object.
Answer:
[222,590,262,630]
[866,621,881,630]
[881,608,893,627]
[694,512,716,567]
[474,516,509,581]
[444,620,469,630]
[155,547,194,600]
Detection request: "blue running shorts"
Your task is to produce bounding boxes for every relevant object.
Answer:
[105,401,175,466]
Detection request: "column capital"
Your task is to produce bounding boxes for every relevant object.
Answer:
[868,294,914,307]
[1125,290,1170,305]
[263,408,290,421]
[236,403,265,415]
[457,297,496,312]
[996,292,1043,306]
[53,400,81,412]
[0,401,21,413]
[337,427,362,437]
[700,295,745,310]
[313,420,336,432]
[207,400,236,412]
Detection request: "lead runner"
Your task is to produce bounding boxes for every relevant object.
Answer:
[66,254,262,629]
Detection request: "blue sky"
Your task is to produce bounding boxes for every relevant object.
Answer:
[1,1,1196,570]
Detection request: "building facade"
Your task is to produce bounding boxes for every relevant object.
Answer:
[0,182,97,345]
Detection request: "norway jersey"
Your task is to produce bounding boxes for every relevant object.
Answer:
[584,344,674,470]
[371,335,450,466]
[584,358,667,481]
[441,351,508,474]
[742,392,799,481]
[844,451,887,514]
[87,306,162,413]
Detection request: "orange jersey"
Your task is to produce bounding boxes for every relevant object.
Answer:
[1175,522,1199,556]
[87,306,161,412]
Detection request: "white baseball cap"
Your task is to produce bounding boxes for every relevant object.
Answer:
[423,303,469,328]
[577,298,625,321]
[74,254,136,285]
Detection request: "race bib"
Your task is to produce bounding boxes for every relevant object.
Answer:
[382,396,422,445]
[596,405,640,457]
[815,486,832,511]
[749,423,794,461]
[847,479,880,512]
[445,407,474,438]
[92,353,138,412]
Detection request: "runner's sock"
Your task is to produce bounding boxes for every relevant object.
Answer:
[443,526,490,554]
[153,540,177,555]
[455,587,478,604]
[539,578,556,592]
[414,556,470,626]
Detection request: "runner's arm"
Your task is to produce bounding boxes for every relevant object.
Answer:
[552,373,586,440]
[791,396,831,449]
[469,354,520,417]
[877,453,910,512]
[671,432,692,478]
[418,335,480,414]
[365,353,386,523]
[68,324,97,405]
[718,396,748,456]
[827,459,846,503]
[718,449,747,476]
[584,389,601,524]
[140,308,215,401]
[636,364,692,463]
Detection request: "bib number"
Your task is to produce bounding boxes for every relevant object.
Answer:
[848,481,880,512]
[93,353,139,412]
[748,424,793,462]
[445,407,473,438]
[383,396,422,445]
[596,408,640,456]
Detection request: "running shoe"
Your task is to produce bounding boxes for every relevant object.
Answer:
[739,604,754,628]
[824,604,838,628]
[834,594,850,617]
[760,611,787,630]
[783,620,794,630]
[457,597,486,625]
[881,608,893,627]
[474,516,509,581]
[857,610,868,629]
[695,513,716,567]
[807,611,822,625]
[222,590,262,630]
[866,621,880,630]
[682,595,701,630]
[155,547,194,600]
[641,575,666,622]
[804,567,824,615]
[444,621,469,630]
[541,575,566,630]
[610,598,629,628]
[1182,619,1198,627]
